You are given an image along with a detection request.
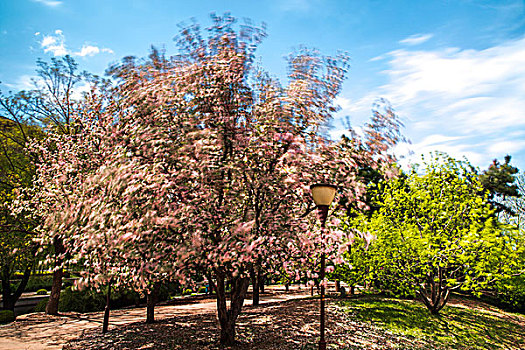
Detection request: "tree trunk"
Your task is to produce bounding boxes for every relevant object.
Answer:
[46,237,65,315]
[146,282,161,324]
[1,262,32,311]
[214,270,250,346]
[419,268,451,315]
[102,280,112,333]
[350,285,355,295]
[285,283,289,292]
[250,267,260,306]
[335,280,340,293]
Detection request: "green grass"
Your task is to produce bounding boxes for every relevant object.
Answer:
[337,295,524,350]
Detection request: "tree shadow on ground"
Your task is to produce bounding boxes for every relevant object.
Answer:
[63,296,524,350]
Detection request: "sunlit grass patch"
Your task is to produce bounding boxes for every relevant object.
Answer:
[337,295,524,350]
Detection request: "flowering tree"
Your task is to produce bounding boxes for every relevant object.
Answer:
[33,15,406,344]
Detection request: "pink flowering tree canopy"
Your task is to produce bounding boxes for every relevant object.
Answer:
[28,15,406,345]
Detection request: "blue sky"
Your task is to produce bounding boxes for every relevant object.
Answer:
[1,0,524,170]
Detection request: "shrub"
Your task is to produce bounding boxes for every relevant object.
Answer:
[58,287,105,313]
[34,299,48,312]
[0,310,15,324]
[111,289,140,309]
[487,276,525,313]
[198,286,207,293]
[58,286,143,313]
[157,284,170,302]
[10,275,53,293]
[182,288,193,295]
[36,289,48,295]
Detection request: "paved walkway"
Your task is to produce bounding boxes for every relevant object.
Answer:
[0,286,311,350]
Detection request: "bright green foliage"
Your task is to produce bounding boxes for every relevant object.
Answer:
[491,172,525,312]
[0,104,43,310]
[348,153,525,314]
[330,236,371,294]
[338,295,525,350]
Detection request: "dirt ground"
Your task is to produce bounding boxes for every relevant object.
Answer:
[62,298,433,350]
[1,288,523,350]
[0,287,309,350]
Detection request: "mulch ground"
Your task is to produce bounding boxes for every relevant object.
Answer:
[62,298,434,350]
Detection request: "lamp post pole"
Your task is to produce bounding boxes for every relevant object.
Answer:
[318,204,329,350]
[310,183,337,350]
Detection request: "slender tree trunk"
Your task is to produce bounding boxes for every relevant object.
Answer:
[215,270,250,346]
[146,282,161,324]
[46,237,65,315]
[335,280,340,293]
[1,266,12,310]
[350,285,355,295]
[1,262,32,311]
[250,267,260,306]
[102,280,112,333]
[285,283,289,292]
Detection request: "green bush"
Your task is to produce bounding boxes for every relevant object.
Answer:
[10,275,53,293]
[10,275,78,294]
[158,284,170,302]
[0,310,15,324]
[58,287,105,313]
[197,286,207,293]
[33,282,175,314]
[110,289,140,309]
[36,289,48,295]
[487,277,525,313]
[182,288,193,295]
[164,281,182,298]
[34,298,48,312]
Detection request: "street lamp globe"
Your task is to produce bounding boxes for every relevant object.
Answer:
[310,183,337,206]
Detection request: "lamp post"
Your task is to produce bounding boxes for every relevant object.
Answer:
[310,183,337,350]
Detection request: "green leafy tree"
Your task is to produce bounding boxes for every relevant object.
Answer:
[0,95,42,311]
[499,172,525,229]
[490,172,525,311]
[353,153,524,314]
[479,155,520,215]
[3,55,95,315]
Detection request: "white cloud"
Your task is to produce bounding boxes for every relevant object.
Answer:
[32,0,63,7]
[336,36,525,169]
[3,75,40,91]
[75,45,100,57]
[488,140,525,155]
[41,30,67,56]
[399,34,433,46]
[70,81,92,100]
[36,30,113,58]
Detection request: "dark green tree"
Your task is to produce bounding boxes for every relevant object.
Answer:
[1,55,92,315]
[479,155,520,215]
[0,94,42,311]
